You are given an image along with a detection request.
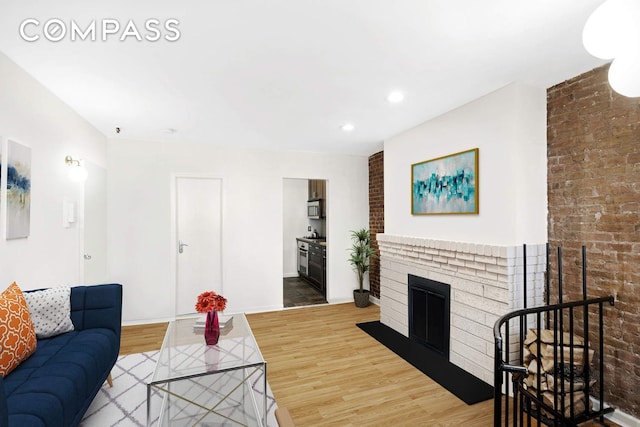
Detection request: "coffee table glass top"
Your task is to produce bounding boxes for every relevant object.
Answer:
[147,313,268,426]
[151,313,265,383]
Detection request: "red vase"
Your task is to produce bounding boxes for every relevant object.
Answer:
[204,310,220,345]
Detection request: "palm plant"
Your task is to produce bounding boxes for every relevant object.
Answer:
[348,228,377,293]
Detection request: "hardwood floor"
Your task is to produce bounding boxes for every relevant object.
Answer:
[246,303,494,426]
[118,304,619,426]
[119,304,493,425]
[120,321,168,355]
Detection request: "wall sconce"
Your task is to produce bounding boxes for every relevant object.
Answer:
[583,0,640,97]
[65,155,88,182]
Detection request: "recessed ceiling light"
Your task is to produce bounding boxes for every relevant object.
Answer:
[341,123,355,132]
[387,91,405,103]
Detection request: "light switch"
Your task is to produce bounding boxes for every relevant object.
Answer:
[63,197,76,228]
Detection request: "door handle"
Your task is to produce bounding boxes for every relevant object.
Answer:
[84,253,92,260]
[178,241,189,254]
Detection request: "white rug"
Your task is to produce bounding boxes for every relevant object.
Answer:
[80,351,278,426]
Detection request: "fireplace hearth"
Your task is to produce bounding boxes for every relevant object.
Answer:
[408,274,450,359]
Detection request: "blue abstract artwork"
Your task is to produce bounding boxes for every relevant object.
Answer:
[6,140,31,239]
[412,148,478,215]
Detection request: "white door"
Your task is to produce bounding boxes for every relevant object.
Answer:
[83,162,108,284]
[175,177,223,316]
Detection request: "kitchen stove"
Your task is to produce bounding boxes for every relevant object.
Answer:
[296,237,327,297]
[297,240,308,276]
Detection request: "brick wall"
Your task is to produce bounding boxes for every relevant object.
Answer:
[368,151,384,298]
[547,64,640,418]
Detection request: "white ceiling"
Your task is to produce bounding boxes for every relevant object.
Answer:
[0,0,607,156]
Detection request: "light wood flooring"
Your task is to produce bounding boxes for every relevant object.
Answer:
[119,303,619,427]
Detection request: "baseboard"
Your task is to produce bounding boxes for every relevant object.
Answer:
[591,397,640,427]
[609,410,640,427]
[327,297,354,304]
[605,409,640,427]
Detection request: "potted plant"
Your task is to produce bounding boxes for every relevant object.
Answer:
[348,228,377,308]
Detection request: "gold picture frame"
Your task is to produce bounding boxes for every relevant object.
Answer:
[411,148,478,215]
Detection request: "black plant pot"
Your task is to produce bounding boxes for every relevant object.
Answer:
[353,289,370,308]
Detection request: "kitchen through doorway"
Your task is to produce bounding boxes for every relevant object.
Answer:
[283,178,327,308]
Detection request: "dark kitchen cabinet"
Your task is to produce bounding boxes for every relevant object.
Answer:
[308,179,326,217]
[308,179,325,200]
[307,242,326,296]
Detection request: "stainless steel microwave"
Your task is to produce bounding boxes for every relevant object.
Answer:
[307,200,322,219]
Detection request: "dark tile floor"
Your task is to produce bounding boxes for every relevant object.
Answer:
[283,277,327,308]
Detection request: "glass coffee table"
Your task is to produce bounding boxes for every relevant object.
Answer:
[146,313,267,426]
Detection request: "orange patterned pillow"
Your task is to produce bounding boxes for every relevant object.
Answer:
[0,282,37,377]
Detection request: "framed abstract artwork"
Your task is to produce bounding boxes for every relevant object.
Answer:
[6,139,31,239]
[411,148,478,215]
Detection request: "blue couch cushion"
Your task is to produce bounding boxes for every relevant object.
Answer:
[3,328,117,427]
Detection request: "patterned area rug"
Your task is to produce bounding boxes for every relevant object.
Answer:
[79,351,278,426]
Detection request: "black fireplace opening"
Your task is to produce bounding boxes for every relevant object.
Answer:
[408,274,451,359]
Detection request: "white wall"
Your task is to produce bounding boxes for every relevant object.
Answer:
[108,139,369,323]
[283,179,308,277]
[384,82,547,245]
[0,51,107,290]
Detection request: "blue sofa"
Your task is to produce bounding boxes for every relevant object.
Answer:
[0,283,122,427]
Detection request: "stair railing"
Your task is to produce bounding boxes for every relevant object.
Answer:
[493,244,615,426]
[494,296,614,426]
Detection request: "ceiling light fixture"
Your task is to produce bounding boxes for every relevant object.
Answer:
[583,0,640,97]
[64,155,88,182]
[341,123,355,132]
[387,91,405,104]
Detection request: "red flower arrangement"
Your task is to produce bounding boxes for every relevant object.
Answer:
[195,291,227,313]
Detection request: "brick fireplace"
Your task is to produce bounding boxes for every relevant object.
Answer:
[377,233,546,384]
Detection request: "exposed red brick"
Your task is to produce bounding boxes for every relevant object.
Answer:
[368,151,384,299]
[548,64,640,418]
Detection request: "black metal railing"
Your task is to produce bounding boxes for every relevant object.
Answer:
[493,245,615,426]
[494,297,615,426]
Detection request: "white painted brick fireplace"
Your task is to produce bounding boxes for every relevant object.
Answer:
[377,233,546,384]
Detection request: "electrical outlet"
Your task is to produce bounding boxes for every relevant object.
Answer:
[308,226,312,231]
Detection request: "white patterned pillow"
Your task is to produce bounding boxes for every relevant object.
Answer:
[24,286,74,339]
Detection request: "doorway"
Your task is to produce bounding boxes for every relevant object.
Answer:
[174,176,223,316]
[282,178,327,307]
